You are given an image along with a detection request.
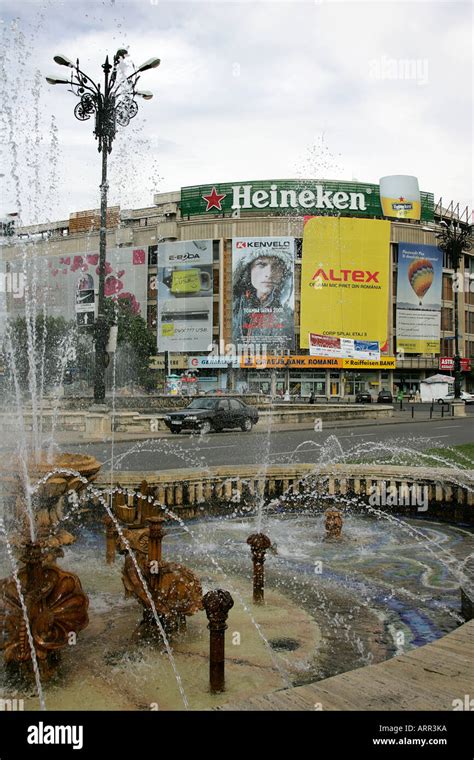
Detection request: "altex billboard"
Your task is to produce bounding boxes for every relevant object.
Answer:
[300,217,391,350]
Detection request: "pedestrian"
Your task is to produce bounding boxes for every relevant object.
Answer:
[309,391,316,405]
[415,389,421,403]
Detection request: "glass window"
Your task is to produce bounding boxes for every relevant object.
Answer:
[148,245,158,266]
[218,400,229,410]
[229,399,242,410]
[188,398,219,410]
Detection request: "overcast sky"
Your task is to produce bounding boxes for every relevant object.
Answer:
[0,0,472,225]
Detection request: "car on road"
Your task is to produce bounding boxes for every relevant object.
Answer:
[163,397,259,434]
[377,390,393,404]
[355,391,372,403]
[437,391,474,405]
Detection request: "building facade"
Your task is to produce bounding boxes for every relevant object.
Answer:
[1,178,473,398]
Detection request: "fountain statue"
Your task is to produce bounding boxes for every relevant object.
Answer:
[118,516,203,641]
[0,452,101,680]
[324,508,343,541]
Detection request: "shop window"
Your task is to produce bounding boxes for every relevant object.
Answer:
[443,251,454,269]
[442,274,453,301]
[148,245,158,266]
[464,255,474,274]
[213,269,219,295]
[465,312,474,334]
[440,338,453,357]
[148,274,157,300]
[147,305,157,330]
[441,307,453,331]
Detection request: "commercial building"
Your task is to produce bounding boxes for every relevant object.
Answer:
[1,178,473,398]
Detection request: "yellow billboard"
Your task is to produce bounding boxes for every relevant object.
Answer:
[300,217,391,350]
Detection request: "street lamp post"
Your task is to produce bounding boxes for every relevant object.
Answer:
[46,50,160,403]
[436,221,472,400]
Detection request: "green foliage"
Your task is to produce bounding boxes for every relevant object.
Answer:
[103,297,156,390]
[3,300,157,392]
[3,315,72,389]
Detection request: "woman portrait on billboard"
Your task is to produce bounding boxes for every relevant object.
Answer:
[232,248,294,347]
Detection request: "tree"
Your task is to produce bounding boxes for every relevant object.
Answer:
[102,296,156,390]
[3,315,73,391]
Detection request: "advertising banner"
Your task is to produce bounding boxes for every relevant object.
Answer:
[241,354,396,370]
[396,243,442,354]
[181,180,435,222]
[439,357,471,372]
[6,247,147,322]
[379,175,421,220]
[157,240,213,353]
[232,236,295,351]
[309,333,380,360]
[188,355,240,369]
[300,217,391,350]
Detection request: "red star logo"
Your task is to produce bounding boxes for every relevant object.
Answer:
[202,186,226,211]
[399,196,405,202]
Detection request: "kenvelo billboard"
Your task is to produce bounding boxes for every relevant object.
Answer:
[232,236,295,351]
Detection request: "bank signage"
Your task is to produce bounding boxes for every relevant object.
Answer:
[188,355,240,369]
[181,179,434,221]
[241,355,396,370]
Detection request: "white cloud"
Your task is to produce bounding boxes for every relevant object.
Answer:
[0,0,471,223]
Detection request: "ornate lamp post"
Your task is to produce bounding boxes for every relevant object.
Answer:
[436,222,472,401]
[46,50,160,403]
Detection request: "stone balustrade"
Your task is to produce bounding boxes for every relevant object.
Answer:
[94,464,474,523]
[0,404,393,436]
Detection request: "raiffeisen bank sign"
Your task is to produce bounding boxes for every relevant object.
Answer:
[180,179,434,221]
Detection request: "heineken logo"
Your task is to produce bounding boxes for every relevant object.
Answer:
[182,179,434,222]
[201,183,369,213]
[230,183,368,212]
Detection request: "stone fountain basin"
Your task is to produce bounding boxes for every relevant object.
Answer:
[0,453,101,500]
[16,578,320,711]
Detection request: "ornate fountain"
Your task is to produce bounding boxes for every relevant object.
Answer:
[324,508,343,541]
[0,452,101,679]
[118,515,203,642]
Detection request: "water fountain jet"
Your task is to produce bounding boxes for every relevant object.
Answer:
[247,533,272,604]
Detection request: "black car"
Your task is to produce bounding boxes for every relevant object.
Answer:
[163,397,259,434]
[355,391,372,403]
[377,390,393,404]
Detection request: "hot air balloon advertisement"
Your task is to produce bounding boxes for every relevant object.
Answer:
[396,242,443,354]
[408,258,434,305]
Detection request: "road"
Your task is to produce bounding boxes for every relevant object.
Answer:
[72,414,474,472]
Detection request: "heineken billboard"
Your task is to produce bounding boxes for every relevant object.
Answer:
[180,179,434,221]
